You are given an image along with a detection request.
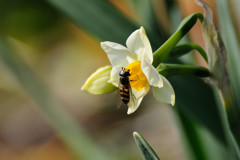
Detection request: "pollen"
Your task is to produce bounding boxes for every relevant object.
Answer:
[125,61,149,91]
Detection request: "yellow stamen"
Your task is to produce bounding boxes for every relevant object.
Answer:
[125,61,149,91]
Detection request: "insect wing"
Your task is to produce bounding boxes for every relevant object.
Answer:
[129,86,136,105]
[116,82,123,108]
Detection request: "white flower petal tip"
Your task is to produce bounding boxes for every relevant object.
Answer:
[140,26,146,34]
[127,103,142,114]
[133,131,138,136]
[152,75,175,106]
[100,41,136,67]
[127,110,133,115]
[100,41,113,52]
[127,105,139,115]
[126,85,150,115]
[126,26,152,64]
[81,65,117,95]
[100,41,111,49]
[127,96,143,115]
[171,94,175,106]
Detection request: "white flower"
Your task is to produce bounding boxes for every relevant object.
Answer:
[100,27,175,114]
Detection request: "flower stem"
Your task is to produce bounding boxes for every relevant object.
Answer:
[157,63,209,78]
[152,13,203,67]
[170,43,208,63]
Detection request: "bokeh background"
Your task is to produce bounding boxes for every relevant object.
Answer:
[0,0,239,160]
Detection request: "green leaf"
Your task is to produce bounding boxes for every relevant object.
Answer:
[171,75,240,159]
[157,63,209,78]
[195,0,240,148]
[153,13,203,67]
[46,0,162,50]
[170,43,208,63]
[133,132,160,160]
[217,0,240,146]
[176,85,240,160]
[46,0,134,44]
[0,0,64,49]
[229,0,240,33]
[177,108,228,160]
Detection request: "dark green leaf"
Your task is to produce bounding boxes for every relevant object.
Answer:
[46,0,162,50]
[133,132,160,160]
[127,0,168,42]
[170,43,208,63]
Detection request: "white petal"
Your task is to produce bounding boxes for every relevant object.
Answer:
[108,66,121,87]
[101,41,136,67]
[127,97,144,115]
[152,75,175,106]
[127,85,150,114]
[126,27,153,64]
[141,60,163,88]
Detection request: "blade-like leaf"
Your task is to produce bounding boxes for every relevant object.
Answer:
[133,132,160,160]
[46,0,162,50]
[217,0,240,146]
[47,0,134,44]
[229,0,240,36]
[172,76,240,160]
[127,0,168,42]
[195,0,240,148]
[177,108,229,160]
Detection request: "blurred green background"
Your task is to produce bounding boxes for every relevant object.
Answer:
[0,0,239,160]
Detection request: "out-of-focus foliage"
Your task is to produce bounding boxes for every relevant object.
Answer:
[217,0,240,146]
[0,0,239,160]
[0,0,65,50]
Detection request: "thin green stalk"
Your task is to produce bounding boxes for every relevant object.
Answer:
[153,13,203,67]
[157,63,209,78]
[170,43,208,63]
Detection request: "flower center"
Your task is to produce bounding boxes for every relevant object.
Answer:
[125,61,149,91]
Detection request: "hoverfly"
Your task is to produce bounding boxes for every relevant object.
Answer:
[119,67,135,105]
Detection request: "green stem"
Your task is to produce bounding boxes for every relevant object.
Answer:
[157,63,209,78]
[153,13,203,67]
[170,43,208,63]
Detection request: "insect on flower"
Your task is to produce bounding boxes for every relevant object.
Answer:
[119,67,135,105]
[81,26,175,114]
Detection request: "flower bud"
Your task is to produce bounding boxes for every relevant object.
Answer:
[81,65,117,94]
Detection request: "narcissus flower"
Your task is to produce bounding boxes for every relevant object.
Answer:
[82,27,175,114]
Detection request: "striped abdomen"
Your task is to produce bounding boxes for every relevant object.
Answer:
[119,77,130,104]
